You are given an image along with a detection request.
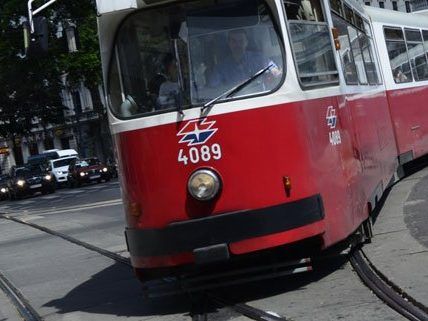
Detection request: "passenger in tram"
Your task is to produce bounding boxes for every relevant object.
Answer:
[208,29,281,89]
[157,54,180,109]
[393,68,408,83]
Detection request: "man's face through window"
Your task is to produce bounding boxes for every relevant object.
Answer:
[228,30,248,59]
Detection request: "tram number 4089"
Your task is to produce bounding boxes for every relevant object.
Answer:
[178,143,222,165]
[329,130,342,146]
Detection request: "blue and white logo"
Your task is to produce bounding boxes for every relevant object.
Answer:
[177,118,218,146]
[326,106,337,129]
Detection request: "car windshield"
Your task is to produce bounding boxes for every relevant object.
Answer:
[85,158,100,166]
[52,158,76,168]
[16,166,42,177]
[108,0,284,118]
[76,161,89,168]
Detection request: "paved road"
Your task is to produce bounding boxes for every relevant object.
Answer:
[0,173,426,320]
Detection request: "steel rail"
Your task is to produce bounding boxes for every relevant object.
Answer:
[0,270,43,321]
[350,249,428,321]
[0,214,130,266]
[1,213,288,321]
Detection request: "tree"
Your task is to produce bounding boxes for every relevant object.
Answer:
[0,0,103,163]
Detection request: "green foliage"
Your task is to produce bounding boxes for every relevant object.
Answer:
[0,0,101,140]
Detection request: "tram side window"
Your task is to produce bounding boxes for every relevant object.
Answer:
[423,30,428,58]
[384,27,413,83]
[347,26,367,84]
[108,56,125,116]
[284,0,338,86]
[364,21,382,85]
[359,31,379,84]
[332,14,358,84]
[405,29,428,81]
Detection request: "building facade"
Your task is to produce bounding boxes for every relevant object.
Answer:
[412,0,428,10]
[0,83,112,175]
[359,0,413,12]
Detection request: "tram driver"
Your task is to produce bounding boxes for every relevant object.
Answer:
[208,28,282,91]
[157,54,180,109]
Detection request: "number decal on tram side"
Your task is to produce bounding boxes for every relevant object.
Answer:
[329,130,342,146]
[178,143,222,165]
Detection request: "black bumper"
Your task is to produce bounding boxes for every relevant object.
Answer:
[125,194,324,257]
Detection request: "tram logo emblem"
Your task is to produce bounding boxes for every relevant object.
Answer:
[326,106,337,129]
[177,118,218,146]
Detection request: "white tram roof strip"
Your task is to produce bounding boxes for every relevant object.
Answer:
[365,6,428,28]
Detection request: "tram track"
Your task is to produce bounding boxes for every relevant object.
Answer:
[0,212,289,321]
[0,270,42,321]
[2,211,427,321]
[350,248,428,321]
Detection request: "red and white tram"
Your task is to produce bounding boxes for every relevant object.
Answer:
[366,7,428,165]
[95,0,428,281]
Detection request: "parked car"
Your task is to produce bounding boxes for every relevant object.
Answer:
[49,156,78,185]
[0,174,10,200]
[67,158,111,187]
[8,165,55,200]
[28,149,78,169]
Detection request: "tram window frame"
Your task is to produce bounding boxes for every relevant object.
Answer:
[282,0,339,88]
[329,0,344,16]
[331,9,381,86]
[332,13,359,85]
[364,20,382,85]
[423,30,428,62]
[404,28,428,81]
[344,5,355,25]
[105,0,287,120]
[384,26,413,84]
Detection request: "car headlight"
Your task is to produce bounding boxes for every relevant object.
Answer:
[102,167,108,172]
[188,169,221,201]
[80,172,86,177]
[44,175,52,181]
[17,180,25,187]
[0,187,7,193]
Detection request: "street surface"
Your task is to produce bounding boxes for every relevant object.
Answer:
[0,173,426,320]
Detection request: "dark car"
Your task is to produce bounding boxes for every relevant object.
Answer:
[27,152,58,169]
[67,158,111,187]
[8,165,56,200]
[0,174,10,200]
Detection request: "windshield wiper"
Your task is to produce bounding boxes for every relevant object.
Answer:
[201,63,274,113]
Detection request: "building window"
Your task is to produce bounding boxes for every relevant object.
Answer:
[405,1,411,12]
[392,1,398,10]
[71,91,82,115]
[379,1,385,8]
[365,1,370,5]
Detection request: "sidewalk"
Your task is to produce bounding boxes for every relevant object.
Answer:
[363,166,428,306]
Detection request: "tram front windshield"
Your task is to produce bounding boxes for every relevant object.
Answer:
[108,0,284,118]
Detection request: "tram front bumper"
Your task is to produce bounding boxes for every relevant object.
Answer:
[125,194,324,263]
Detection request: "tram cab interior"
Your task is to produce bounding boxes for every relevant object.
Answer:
[109,0,287,118]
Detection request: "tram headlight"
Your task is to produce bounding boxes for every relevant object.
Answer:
[188,169,221,201]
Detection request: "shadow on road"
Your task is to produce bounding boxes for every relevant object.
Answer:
[44,262,192,318]
[43,246,348,318]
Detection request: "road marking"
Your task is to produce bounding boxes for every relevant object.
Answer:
[39,195,59,200]
[11,198,123,216]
